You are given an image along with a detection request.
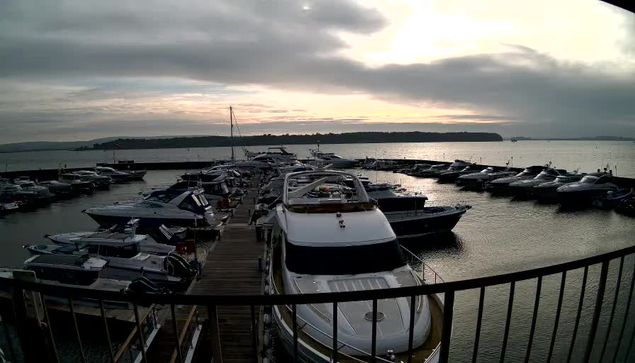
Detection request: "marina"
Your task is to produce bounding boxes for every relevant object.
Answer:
[0,142,634,362]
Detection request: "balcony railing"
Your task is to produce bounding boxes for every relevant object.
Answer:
[1,244,635,362]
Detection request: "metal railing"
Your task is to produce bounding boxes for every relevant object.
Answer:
[2,244,635,362]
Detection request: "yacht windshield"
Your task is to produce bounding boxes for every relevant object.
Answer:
[581,176,598,184]
[285,239,405,275]
[535,171,556,180]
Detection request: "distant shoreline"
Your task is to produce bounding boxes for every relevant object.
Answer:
[1,133,634,154]
[84,131,503,151]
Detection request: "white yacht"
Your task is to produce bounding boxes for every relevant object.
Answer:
[557,173,619,207]
[309,149,359,168]
[94,166,131,182]
[249,146,297,163]
[72,170,112,189]
[269,170,442,363]
[457,167,515,186]
[84,189,216,229]
[43,220,178,255]
[508,168,565,195]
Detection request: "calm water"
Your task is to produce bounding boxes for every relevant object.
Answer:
[1,144,635,361]
[2,140,635,177]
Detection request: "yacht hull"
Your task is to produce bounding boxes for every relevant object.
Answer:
[557,190,610,207]
[85,212,203,229]
[385,207,467,239]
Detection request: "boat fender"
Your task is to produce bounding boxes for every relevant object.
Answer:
[263,331,271,347]
[387,350,396,362]
[264,314,271,325]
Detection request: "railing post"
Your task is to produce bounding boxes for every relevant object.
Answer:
[547,272,567,363]
[567,266,589,363]
[250,305,258,363]
[613,259,635,363]
[68,297,86,363]
[583,260,610,363]
[407,295,416,363]
[371,298,378,362]
[12,284,58,363]
[170,303,184,363]
[600,256,624,361]
[133,302,148,363]
[292,303,298,362]
[500,281,516,363]
[440,290,455,363]
[472,286,486,363]
[332,301,338,363]
[208,305,223,363]
[524,277,542,363]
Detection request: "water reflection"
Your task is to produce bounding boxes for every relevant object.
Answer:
[399,232,465,255]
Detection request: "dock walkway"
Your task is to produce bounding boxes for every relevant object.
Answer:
[147,188,263,363]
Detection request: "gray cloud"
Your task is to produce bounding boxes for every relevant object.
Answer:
[0,0,634,142]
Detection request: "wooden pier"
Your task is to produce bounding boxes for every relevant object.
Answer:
[147,187,264,363]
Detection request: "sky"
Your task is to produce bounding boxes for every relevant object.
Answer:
[0,0,634,143]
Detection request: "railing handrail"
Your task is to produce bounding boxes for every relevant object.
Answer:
[4,244,635,306]
[400,245,445,284]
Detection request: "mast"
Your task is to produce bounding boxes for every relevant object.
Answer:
[230,106,235,161]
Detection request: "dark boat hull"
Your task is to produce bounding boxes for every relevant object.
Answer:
[386,207,467,239]
[557,189,613,207]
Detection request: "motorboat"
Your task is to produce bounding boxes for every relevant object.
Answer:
[309,149,359,168]
[591,188,633,209]
[557,173,620,207]
[0,182,33,209]
[486,165,545,193]
[23,254,162,294]
[44,220,179,254]
[24,244,194,290]
[457,167,515,186]
[181,169,226,183]
[94,166,131,183]
[533,174,585,202]
[84,189,217,229]
[437,165,479,183]
[377,197,470,239]
[13,178,55,205]
[58,173,95,193]
[270,170,442,362]
[508,168,566,196]
[124,169,147,181]
[0,200,19,215]
[39,180,75,198]
[400,163,432,175]
[249,146,297,162]
[72,170,112,189]
[366,159,402,171]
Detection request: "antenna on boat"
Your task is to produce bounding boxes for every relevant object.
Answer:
[230,106,235,161]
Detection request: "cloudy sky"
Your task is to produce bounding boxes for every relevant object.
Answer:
[0,0,634,143]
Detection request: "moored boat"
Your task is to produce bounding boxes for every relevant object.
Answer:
[84,189,218,231]
[269,170,443,363]
[557,173,619,207]
[486,165,545,193]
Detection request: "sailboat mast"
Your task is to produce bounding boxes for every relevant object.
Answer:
[230,106,235,161]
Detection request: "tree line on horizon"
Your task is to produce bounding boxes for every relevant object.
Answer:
[87,131,503,150]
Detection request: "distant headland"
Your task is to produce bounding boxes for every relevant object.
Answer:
[85,132,503,150]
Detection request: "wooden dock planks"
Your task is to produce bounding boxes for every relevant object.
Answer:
[191,190,263,363]
[149,188,264,363]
